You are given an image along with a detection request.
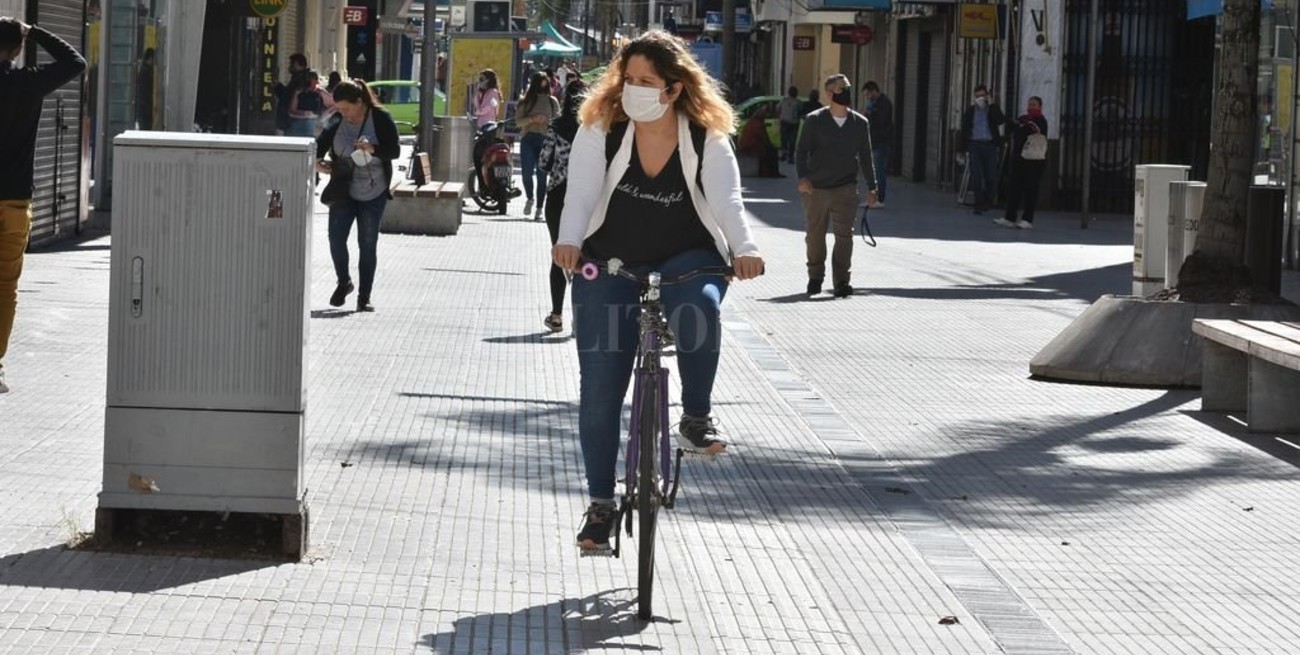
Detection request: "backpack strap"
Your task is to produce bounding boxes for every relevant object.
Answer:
[605,119,708,196]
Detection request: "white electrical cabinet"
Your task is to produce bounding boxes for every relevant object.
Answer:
[99,132,315,545]
[1132,164,1190,296]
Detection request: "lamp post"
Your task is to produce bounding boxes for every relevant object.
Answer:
[1080,0,1099,229]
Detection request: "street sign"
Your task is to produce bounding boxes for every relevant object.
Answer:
[249,0,288,19]
[344,6,370,26]
[830,25,873,45]
[957,3,998,40]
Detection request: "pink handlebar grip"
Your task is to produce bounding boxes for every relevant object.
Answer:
[580,262,599,281]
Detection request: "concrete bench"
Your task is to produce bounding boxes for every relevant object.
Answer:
[382,180,465,236]
[1192,319,1300,433]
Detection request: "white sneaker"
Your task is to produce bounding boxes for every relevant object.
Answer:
[523,198,533,215]
[1015,220,1034,229]
[993,218,1016,228]
[0,365,8,394]
[870,200,885,209]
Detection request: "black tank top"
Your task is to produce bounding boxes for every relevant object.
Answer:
[585,140,714,266]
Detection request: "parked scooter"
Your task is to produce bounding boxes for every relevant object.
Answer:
[466,121,520,214]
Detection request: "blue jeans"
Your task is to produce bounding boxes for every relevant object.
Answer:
[968,140,999,208]
[872,146,889,201]
[572,248,729,499]
[328,195,387,297]
[520,132,548,203]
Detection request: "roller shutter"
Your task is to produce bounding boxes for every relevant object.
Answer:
[26,0,86,247]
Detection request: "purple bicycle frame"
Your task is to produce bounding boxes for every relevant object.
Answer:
[624,326,673,499]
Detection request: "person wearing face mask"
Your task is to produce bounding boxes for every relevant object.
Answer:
[0,17,85,393]
[958,84,1006,215]
[517,72,561,219]
[996,96,1050,229]
[474,68,501,129]
[315,79,401,313]
[552,30,765,555]
[795,73,878,299]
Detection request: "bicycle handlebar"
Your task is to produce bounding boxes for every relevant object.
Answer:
[579,258,747,286]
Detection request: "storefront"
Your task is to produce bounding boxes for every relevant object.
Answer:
[6,0,88,247]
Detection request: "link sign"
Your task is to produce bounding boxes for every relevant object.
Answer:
[249,0,287,19]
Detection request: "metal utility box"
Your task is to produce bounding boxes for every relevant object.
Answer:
[1166,181,1206,289]
[98,132,315,555]
[1132,164,1190,296]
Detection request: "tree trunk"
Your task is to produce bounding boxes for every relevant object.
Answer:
[1176,0,1260,299]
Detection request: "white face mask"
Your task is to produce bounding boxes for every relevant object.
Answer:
[622,83,669,123]
[974,96,988,107]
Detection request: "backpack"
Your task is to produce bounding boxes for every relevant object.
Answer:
[605,120,709,196]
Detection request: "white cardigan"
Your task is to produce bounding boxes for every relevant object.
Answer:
[556,114,761,263]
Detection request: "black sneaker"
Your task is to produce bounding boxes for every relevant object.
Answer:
[806,279,822,296]
[833,283,854,298]
[356,295,374,312]
[677,414,726,458]
[329,281,354,307]
[577,502,617,554]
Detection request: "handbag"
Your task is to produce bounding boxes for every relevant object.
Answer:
[1022,132,1048,161]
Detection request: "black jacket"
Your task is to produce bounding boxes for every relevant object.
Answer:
[958,102,1006,152]
[865,93,894,149]
[315,107,402,201]
[0,26,86,201]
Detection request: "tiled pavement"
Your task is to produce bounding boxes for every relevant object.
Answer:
[2,159,1300,654]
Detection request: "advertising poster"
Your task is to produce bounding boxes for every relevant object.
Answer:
[449,36,515,119]
[1018,0,1063,132]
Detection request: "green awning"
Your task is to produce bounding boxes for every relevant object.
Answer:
[540,20,580,51]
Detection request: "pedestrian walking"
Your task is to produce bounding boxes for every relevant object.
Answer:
[996,96,1049,230]
[536,79,586,332]
[0,17,86,393]
[275,53,309,135]
[288,70,335,137]
[778,85,802,163]
[473,68,501,129]
[315,79,401,313]
[957,84,1005,214]
[862,81,893,208]
[552,30,764,554]
[135,48,155,130]
[799,88,821,119]
[517,72,561,220]
[795,73,877,299]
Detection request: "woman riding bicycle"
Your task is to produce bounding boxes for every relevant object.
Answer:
[552,30,765,552]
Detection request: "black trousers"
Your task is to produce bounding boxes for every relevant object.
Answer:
[1004,160,1046,224]
[544,182,569,316]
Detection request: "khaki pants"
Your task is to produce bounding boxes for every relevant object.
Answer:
[801,183,858,284]
[0,200,32,362]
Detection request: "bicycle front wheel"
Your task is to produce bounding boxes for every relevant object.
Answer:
[636,372,660,621]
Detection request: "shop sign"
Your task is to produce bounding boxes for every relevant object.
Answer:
[704,10,753,33]
[344,6,371,26]
[793,36,815,51]
[830,25,873,45]
[958,3,998,40]
[259,18,278,112]
[250,0,287,19]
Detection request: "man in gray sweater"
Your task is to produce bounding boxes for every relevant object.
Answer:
[795,73,877,298]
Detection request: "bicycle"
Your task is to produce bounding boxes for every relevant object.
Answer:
[576,257,737,621]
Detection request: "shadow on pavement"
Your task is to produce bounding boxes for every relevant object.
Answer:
[420,589,664,654]
[0,545,276,593]
[311,309,355,319]
[865,261,1129,304]
[483,332,574,344]
[421,267,526,276]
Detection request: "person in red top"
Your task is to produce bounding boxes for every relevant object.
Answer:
[0,17,86,393]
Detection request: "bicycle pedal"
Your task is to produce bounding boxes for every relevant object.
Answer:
[578,544,615,558]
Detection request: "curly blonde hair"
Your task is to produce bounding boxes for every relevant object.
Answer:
[579,30,735,135]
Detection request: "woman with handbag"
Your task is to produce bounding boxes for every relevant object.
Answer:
[315,79,401,312]
[997,96,1049,230]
